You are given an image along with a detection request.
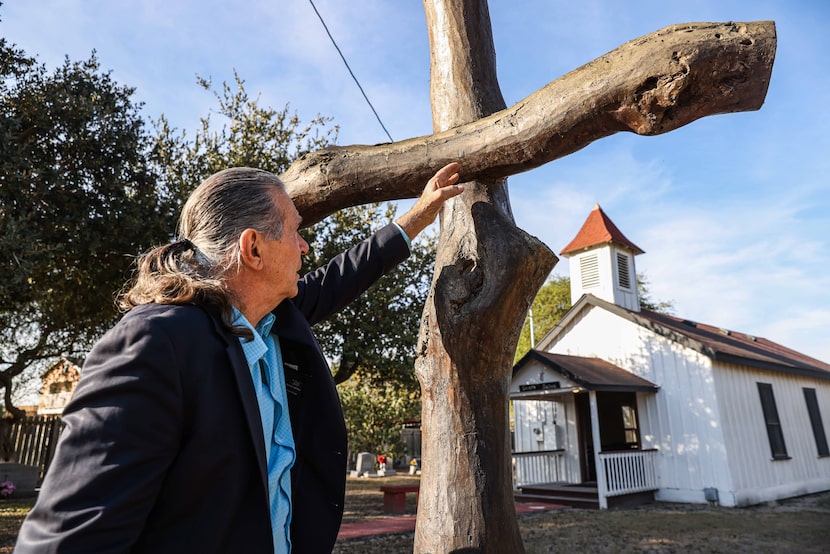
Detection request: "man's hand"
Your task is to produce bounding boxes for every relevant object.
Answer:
[395,162,463,240]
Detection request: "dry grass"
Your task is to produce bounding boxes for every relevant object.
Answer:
[2,480,828,553]
[336,476,830,553]
[341,475,422,523]
[0,500,32,554]
[517,495,830,553]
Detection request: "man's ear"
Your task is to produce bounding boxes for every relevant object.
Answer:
[238,228,263,270]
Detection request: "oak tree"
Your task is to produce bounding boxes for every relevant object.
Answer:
[0,45,168,420]
[302,202,436,388]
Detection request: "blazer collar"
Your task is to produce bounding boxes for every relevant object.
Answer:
[272,300,316,347]
[206,308,269,492]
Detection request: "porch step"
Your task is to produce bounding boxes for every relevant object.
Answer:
[516,485,600,510]
[522,484,598,498]
[516,484,656,510]
[515,492,599,510]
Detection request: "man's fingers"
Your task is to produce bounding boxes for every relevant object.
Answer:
[430,162,461,191]
[394,163,464,239]
[437,182,464,200]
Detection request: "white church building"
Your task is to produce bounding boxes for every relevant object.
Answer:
[511,204,830,509]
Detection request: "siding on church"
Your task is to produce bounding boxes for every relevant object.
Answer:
[713,361,830,505]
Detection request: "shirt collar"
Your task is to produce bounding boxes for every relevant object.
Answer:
[232,307,276,367]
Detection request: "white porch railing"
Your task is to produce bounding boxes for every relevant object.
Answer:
[599,449,659,497]
[512,449,565,488]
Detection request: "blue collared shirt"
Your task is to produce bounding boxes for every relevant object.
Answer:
[233,309,296,554]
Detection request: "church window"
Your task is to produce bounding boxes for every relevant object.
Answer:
[803,388,830,457]
[757,383,789,460]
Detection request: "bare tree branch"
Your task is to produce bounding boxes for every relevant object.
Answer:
[281,21,775,226]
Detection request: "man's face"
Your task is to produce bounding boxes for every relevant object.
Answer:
[262,189,309,305]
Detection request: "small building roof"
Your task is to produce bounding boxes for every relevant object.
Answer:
[560,203,644,256]
[514,350,659,393]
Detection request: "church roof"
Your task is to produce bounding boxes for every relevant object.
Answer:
[560,204,644,256]
[514,350,659,393]
[543,294,830,382]
[635,307,830,379]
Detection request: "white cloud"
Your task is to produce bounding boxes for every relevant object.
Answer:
[635,190,830,361]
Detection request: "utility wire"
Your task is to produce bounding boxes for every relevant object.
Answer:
[308,0,394,143]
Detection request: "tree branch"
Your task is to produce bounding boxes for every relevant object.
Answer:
[281,21,775,226]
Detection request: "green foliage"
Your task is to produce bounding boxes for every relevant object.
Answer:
[514,275,572,362]
[0,45,169,414]
[0,24,426,459]
[337,378,421,464]
[302,203,435,389]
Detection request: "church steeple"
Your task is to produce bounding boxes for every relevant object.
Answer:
[560,204,644,311]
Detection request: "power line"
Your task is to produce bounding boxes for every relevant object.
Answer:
[307,0,394,143]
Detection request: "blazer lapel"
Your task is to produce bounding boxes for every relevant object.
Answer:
[272,301,321,444]
[209,312,269,493]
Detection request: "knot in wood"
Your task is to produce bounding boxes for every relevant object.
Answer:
[616,66,690,135]
[438,257,484,312]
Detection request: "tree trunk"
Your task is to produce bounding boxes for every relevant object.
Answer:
[281,21,776,226]
[413,1,556,552]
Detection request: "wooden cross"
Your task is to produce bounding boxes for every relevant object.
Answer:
[280,2,775,551]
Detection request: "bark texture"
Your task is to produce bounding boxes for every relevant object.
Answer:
[281,20,776,227]
[412,1,554,552]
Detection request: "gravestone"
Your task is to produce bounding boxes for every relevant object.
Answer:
[351,451,375,477]
[0,462,39,498]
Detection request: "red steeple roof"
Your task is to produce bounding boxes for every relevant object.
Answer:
[560,204,644,256]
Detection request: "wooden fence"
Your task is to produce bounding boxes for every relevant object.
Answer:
[6,416,64,485]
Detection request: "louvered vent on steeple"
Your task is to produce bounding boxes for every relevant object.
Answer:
[617,252,631,290]
[580,254,600,288]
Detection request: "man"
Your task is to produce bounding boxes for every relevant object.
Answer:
[15,163,463,553]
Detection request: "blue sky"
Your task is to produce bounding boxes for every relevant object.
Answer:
[3,1,829,362]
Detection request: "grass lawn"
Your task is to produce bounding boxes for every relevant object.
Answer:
[3,482,829,553]
[0,500,33,553]
[335,478,830,553]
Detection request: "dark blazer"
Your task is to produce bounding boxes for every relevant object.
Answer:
[14,224,409,554]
